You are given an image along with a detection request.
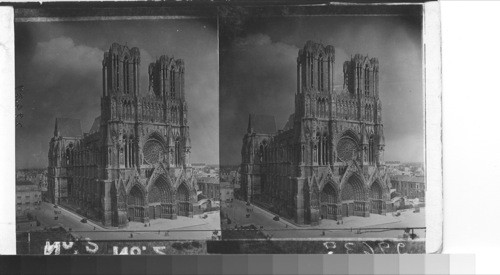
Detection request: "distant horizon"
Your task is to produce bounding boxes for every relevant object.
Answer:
[17,163,223,170]
[16,159,423,170]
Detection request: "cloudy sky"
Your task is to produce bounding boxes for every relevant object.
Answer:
[220,15,423,165]
[15,19,218,168]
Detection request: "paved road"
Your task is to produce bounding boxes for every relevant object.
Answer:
[32,202,99,232]
[32,202,220,241]
[222,199,425,239]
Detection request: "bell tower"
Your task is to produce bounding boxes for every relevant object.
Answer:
[102,43,140,97]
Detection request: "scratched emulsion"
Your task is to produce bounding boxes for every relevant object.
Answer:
[42,239,207,255]
[207,240,425,254]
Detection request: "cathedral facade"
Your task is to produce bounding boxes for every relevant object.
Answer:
[47,43,197,227]
[240,41,392,225]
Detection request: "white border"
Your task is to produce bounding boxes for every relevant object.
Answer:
[0,2,442,255]
[423,1,442,254]
[0,6,16,255]
[442,1,500,274]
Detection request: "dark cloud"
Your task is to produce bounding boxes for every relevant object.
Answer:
[15,19,218,168]
[220,16,423,165]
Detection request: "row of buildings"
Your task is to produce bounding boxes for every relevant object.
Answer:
[16,180,42,231]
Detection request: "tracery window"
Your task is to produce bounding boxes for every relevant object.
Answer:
[170,69,176,98]
[368,136,375,164]
[177,184,190,202]
[124,57,129,94]
[321,183,337,204]
[365,67,370,96]
[370,181,382,200]
[337,137,358,162]
[341,176,366,201]
[175,138,181,166]
[143,138,164,165]
[128,186,144,206]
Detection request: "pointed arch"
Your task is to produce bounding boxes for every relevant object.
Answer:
[368,135,376,164]
[321,181,339,204]
[317,132,322,165]
[148,175,175,219]
[369,179,385,214]
[340,129,359,143]
[128,184,145,206]
[127,184,145,222]
[146,131,166,145]
[341,173,367,201]
[177,182,190,202]
[174,136,182,166]
[129,134,135,167]
[148,175,174,204]
[320,181,340,220]
[369,180,383,200]
[177,182,191,217]
[323,132,329,165]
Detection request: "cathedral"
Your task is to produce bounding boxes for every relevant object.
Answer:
[47,43,197,227]
[240,41,392,225]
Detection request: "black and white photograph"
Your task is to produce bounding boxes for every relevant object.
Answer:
[14,8,220,253]
[219,5,427,241]
[5,0,500,271]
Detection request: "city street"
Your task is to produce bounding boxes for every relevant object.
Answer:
[31,202,221,241]
[222,199,426,239]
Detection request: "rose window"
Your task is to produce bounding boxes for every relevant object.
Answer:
[143,139,164,165]
[337,137,358,162]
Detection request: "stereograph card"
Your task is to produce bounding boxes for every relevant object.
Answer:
[0,0,442,256]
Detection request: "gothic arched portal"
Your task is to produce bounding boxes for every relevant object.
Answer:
[341,175,366,201]
[370,181,384,214]
[128,185,145,222]
[370,181,383,200]
[177,183,191,217]
[341,174,368,217]
[148,176,175,219]
[320,182,339,220]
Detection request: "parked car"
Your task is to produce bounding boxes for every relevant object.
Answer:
[80,218,87,223]
[53,205,58,208]
[273,215,280,221]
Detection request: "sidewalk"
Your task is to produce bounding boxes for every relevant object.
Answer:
[242,200,424,230]
[121,212,219,232]
[317,208,425,230]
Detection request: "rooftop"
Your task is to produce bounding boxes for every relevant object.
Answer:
[89,116,101,134]
[390,175,425,183]
[197,177,219,184]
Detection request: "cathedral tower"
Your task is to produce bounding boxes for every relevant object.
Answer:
[240,41,391,226]
[49,43,197,228]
